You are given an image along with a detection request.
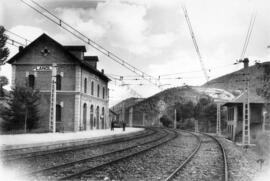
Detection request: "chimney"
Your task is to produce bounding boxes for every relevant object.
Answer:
[84,56,99,69]
[19,46,24,52]
[243,58,249,69]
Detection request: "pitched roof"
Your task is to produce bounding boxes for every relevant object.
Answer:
[232,92,266,103]
[64,46,86,52]
[109,109,118,116]
[7,33,110,82]
[225,91,266,105]
[84,56,99,62]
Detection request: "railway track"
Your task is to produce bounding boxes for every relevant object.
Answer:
[58,129,178,181]
[3,128,162,173]
[1,128,155,162]
[16,128,176,180]
[165,130,228,181]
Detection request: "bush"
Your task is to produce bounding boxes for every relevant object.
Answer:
[177,118,195,130]
[255,131,270,158]
[160,115,172,127]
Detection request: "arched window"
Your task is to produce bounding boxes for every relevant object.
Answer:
[28,74,35,88]
[96,106,100,129]
[83,103,87,130]
[56,75,61,90]
[101,107,105,129]
[91,81,94,95]
[102,87,105,99]
[97,84,100,97]
[84,78,87,93]
[56,104,62,132]
[56,104,62,122]
[90,105,94,129]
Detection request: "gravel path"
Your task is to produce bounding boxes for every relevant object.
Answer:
[216,137,260,181]
[77,131,199,181]
[171,133,224,181]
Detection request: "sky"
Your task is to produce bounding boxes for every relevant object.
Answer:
[0,0,270,106]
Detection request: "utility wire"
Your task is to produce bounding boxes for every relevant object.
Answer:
[108,75,143,98]
[6,37,26,47]
[5,26,144,98]
[240,11,257,59]
[107,63,235,78]
[21,0,161,89]
[5,30,32,45]
[182,4,209,82]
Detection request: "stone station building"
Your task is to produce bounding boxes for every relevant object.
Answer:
[7,33,110,132]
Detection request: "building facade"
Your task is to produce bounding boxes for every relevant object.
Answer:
[224,92,267,142]
[7,33,110,132]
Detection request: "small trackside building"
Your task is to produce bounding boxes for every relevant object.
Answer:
[7,33,110,132]
[223,92,267,142]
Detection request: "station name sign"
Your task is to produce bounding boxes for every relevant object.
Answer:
[33,66,52,71]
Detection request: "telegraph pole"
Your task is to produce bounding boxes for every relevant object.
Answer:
[195,119,199,133]
[216,103,221,135]
[49,63,57,133]
[174,109,177,129]
[235,58,250,146]
[242,59,250,146]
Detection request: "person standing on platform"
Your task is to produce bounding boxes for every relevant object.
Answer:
[122,121,126,131]
[111,119,114,131]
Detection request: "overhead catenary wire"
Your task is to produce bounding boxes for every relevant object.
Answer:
[5,30,32,45]
[181,4,209,82]
[240,11,257,59]
[108,75,143,98]
[6,37,27,47]
[241,11,257,54]
[235,11,256,145]
[21,0,162,89]
[4,29,144,98]
[107,63,235,79]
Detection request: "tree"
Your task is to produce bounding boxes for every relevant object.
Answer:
[160,115,172,127]
[0,76,8,97]
[256,63,270,129]
[194,96,216,132]
[0,26,9,98]
[1,86,40,133]
[0,25,9,64]
[178,101,195,120]
[256,63,270,100]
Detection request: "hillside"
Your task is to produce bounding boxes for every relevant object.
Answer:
[112,61,269,127]
[117,86,234,126]
[203,62,270,96]
[111,97,144,113]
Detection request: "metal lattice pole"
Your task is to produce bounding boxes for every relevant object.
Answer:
[195,119,199,133]
[216,103,221,135]
[174,109,177,129]
[242,70,250,145]
[49,63,57,133]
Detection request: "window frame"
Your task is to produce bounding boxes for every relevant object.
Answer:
[97,84,100,97]
[84,78,87,93]
[56,74,62,90]
[28,74,35,89]
[91,81,94,95]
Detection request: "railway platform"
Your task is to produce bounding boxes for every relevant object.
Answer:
[0,128,144,152]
